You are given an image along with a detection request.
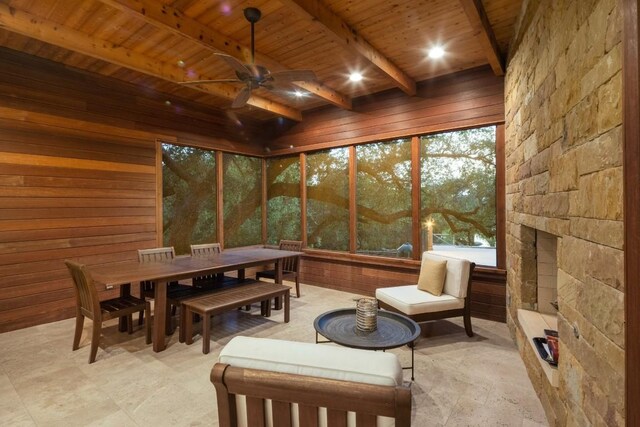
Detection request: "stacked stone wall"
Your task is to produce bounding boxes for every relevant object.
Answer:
[505,0,624,425]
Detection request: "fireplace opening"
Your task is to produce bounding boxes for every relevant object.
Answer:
[536,230,558,314]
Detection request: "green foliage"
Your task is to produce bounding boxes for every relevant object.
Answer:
[306,148,349,250]
[223,154,262,248]
[162,144,216,254]
[421,126,497,246]
[356,139,412,255]
[267,156,301,244]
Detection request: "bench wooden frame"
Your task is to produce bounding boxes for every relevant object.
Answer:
[181,281,290,354]
[211,363,411,427]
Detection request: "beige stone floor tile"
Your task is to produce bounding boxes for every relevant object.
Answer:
[0,372,35,426]
[0,283,548,426]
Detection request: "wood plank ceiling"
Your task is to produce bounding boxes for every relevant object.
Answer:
[0,0,522,123]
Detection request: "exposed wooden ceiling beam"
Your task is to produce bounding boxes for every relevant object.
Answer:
[279,0,416,96]
[0,3,302,121]
[97,0,352,111]
[459,0,505,76]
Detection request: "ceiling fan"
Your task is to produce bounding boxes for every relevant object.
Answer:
[179,7,317,108]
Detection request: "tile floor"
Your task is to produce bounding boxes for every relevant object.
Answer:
[0,283,548,426]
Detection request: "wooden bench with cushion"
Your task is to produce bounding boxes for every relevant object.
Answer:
[212,336,411,426]
[181,281,290,354]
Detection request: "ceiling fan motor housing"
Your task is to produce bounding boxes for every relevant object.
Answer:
[244,7,262,23]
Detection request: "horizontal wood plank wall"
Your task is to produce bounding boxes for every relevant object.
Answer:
[0,47,264,332]
[0,119,156,332]
[269,66,504,154]
[300,256,507,322]
[0,46,266,155]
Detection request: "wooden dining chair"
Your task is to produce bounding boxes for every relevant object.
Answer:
[190,243,225,289]
[256,240,302,297]
[65,260,151,364]
[137,247,195,328]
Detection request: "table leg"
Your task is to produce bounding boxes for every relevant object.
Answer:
[153,280,167,352]
[284,291,290,323]
[410,341,415,381]
[118,283,131,332]
[237,268,245,280]
[274,259,283,310]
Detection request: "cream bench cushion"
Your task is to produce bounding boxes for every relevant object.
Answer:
[219,336,402,386]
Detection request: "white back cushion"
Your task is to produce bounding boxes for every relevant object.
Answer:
[423,252,471,298]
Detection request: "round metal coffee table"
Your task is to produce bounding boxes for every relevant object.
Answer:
[314,308,421,380]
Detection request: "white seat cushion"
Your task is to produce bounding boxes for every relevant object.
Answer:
[219,336,402,386]
[376,285,465,316]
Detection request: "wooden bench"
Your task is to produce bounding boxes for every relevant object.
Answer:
[180,281,290,354]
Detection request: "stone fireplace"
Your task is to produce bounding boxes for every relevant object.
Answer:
[505,0,624,424]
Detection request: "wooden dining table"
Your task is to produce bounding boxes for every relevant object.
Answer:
[90,247,302,352]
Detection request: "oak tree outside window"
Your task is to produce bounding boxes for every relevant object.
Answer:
[266,156,301,244]
[420,126,497,266]
[356,139,412,258]
[162,143,216,254]
[306,147,350,251]
[223,153,262,248]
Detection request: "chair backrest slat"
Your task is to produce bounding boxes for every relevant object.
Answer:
[279,240,302,272]
[65,260,101,322]
[138,247,175,263]
[191,243,222,257]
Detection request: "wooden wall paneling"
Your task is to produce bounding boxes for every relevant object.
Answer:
[300,153,308,247]
[0,120,157,333]
[495,124,506,269]
[216,151,225,249]
[411,136,421,261]
[349,146,357,253]
[0,47,266,151]
[624,0,640,423]
[270,67,505,155]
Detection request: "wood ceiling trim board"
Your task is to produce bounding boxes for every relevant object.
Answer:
[97,0,352,110]
[458,0,504,76]
[279,0,417,96]
[0,3,302,121]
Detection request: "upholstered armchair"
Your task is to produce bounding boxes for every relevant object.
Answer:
[376,252,476,337]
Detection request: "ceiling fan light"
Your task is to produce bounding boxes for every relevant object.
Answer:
[294,90,304,98]
[428,46,445,59]
[349,72,363,82]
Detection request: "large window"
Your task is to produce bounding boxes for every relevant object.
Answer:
[162,125,500,267]
[223,154,262,248]
[266,156,301,244]
[356,139,412,257]
[306,147,350,251]
[420,126,497,266]
[162,144,216,254]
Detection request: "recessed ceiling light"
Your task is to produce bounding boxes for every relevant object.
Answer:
[349,72,363,82]
[177,60,186,68]
[165,100,172,106]
[428,46,445,59]
[294,90,304,98]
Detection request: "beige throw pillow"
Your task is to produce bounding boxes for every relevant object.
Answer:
[417,258,448,296]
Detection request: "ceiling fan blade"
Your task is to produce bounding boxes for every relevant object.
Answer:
[231,86,252,108]
[215,53,253,78]
[179,79,242,85]
[270,69,317,83]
